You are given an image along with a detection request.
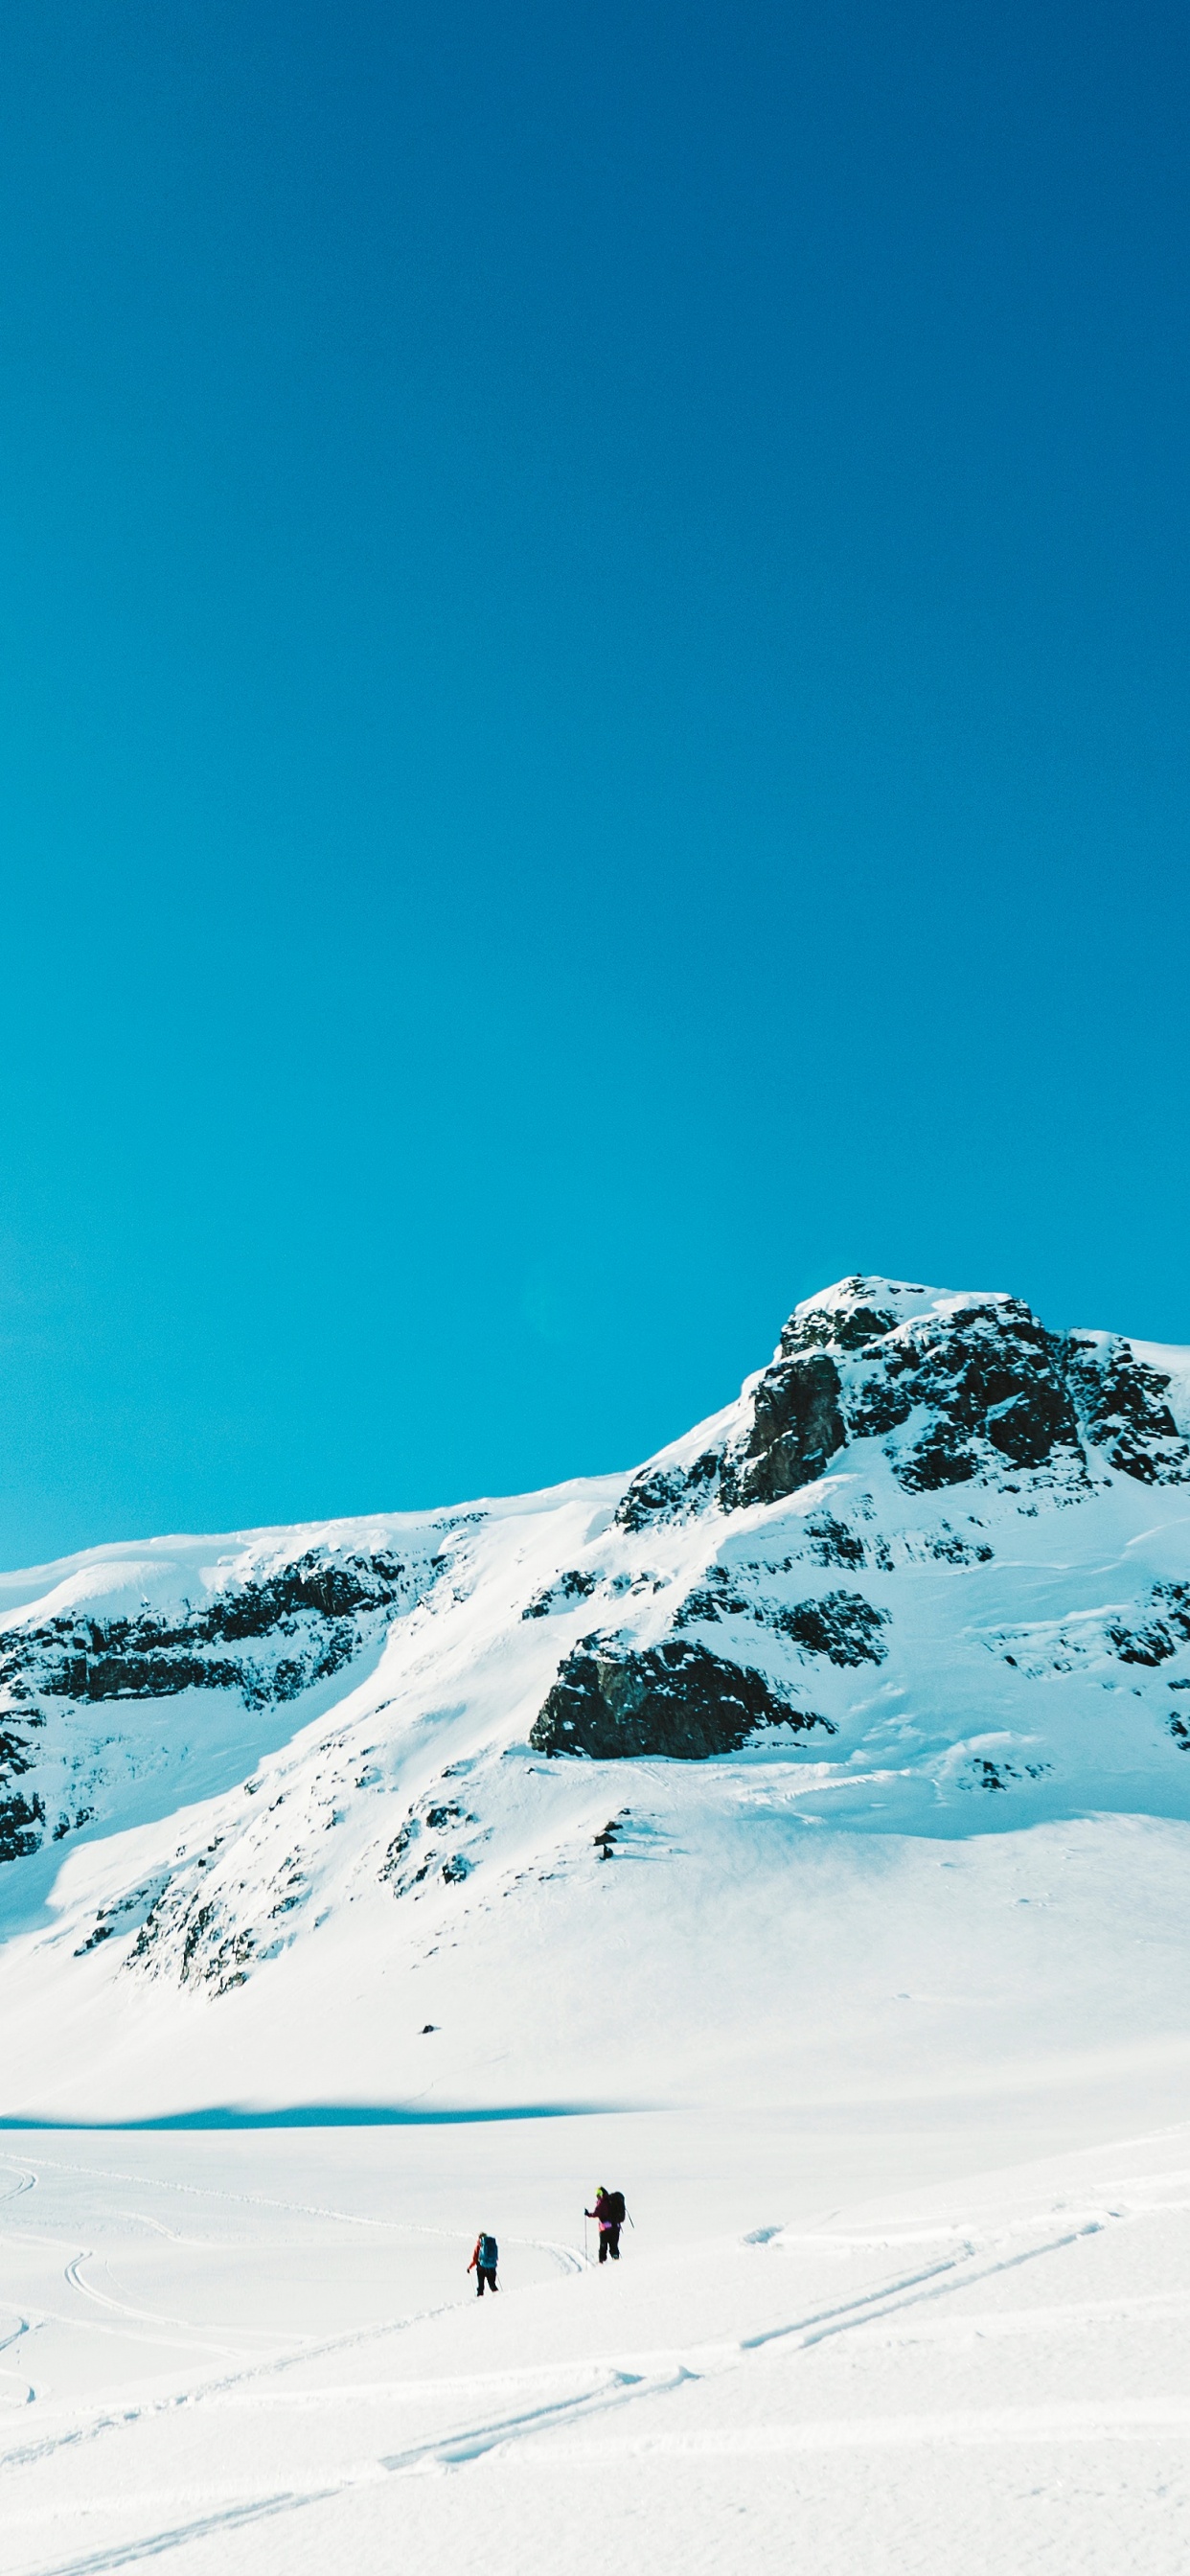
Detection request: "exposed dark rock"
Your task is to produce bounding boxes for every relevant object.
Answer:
[847,1367,917,1439]
[804,1513,867,1569]
[1066,1338,1190,1484]
[880,1300,1084,1487]
[777,1281,902,1354]
[522,1569,599,1618]
[774,1589,890,1666]
[0,1789,45,1863]
[530,1639,834,1760]
[616,1280,1141,1533]
[380,1817,420,1881]
[1107,1583,1190,1668]
[615,1453,721,1532]
[897,1428,979,1491]
[962,1754,1051,1791]
[673,1568,753,1628]
[730,1351,845,1508]
[615,1466,689,1533]
[927,1528,994,1565]
[74,1882,158,1955]
[0,1548,418,1717]
[0,1717,43,1861]
[673,1565,889,1666]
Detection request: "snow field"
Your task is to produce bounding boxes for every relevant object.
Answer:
[1,2104,1188,2574]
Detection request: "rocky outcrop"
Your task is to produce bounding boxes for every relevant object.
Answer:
[727,1350,846,1507]
[0,1784,45,1863]
[673,1567,889,1665]
[0,1549,420,1714]
[1065,1337,1190,1484]
[616,1277,1190,1532]
[0,1545,440,1869]
[1106,1582,1190,1668]
[0,1715,46,1861]
[852,1295,1083,1489]
[522,1569,599,1619]
[529,1639,832,1760]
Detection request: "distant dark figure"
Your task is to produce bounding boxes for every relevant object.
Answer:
[586,2186,626,2262]
[468,2230,499,2295]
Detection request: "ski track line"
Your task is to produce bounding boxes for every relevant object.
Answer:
[16,2380,1189,2576]
[63,2260,235,2344]
[0,2292,471,2480]
[13,2477,364,2576]
[519,2235,585,2278]
[378,2363,690,2474]
[0,2196,1150,2503]
[0,2241,583,2460]
[502,2398,1190,2465]
[0,2168,37,2204]
[0,2309,36,2407]
[0,2214,1113,2483]
[55,2258,309,2361]
[368,2216,1134,2478]
[210,2358,647,2413]
[744,2219,1112,2363]
[0,2268,247,2368]
[235,2247,1020,2486]
[0,2300,242,2364]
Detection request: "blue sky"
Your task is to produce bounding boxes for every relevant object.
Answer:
[1,0,1187,1566]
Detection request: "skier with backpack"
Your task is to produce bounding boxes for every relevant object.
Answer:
[468,2229,499,2295]
[586,2185,626,2262]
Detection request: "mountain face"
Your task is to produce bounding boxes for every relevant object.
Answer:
[1,1275,1188,2112]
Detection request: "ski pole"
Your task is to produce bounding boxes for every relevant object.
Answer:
[584,2214,589,2266]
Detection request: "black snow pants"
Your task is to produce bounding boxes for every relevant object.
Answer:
[598,2225,621,2263]
[476,2265,498,2295]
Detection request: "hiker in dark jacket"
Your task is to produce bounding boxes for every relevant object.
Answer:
[468,2230,498,2295]
[585,2186,625,2263]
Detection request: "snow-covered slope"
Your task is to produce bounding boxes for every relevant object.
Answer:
[2,1274,1189,2123]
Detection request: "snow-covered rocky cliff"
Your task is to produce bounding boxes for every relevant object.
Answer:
[1,1275,1188,2121]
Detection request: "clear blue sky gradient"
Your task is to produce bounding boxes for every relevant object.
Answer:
[2,0,1188,1566]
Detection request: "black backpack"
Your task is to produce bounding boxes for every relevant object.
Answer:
[605,2191,626,2224]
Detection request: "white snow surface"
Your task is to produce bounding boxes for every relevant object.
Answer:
[4,2102,1190,2573]
[1,1275,1189,2568]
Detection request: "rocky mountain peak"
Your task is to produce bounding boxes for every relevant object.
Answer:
[774,1274,970,1358]
[616,1276,1190,1532]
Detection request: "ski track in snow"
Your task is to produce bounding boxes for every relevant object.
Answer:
[0,2125,1188,2571]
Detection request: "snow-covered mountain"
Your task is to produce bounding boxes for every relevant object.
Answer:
[2,1274,1189,2124]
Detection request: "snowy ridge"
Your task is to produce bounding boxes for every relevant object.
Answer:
[0,1273,1188,2123]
